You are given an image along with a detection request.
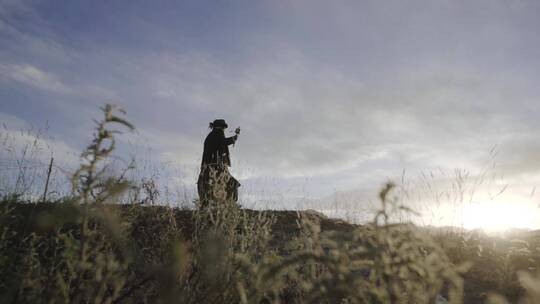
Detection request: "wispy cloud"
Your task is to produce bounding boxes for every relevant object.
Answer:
[0,63,70,93]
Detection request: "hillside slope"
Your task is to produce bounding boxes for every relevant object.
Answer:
[1,201,535,303]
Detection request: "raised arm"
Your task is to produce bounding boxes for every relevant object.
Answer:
[223,135,238,146]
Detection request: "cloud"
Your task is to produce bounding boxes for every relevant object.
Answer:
[70,47,532,190]
[0,114,80,167]
[0,63,71,93]
[0,111,28,130]
[1,0,539,208]
[129,53,521,178]
[497,134,540,180]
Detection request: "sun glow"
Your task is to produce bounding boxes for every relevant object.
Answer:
[461,201,540,232]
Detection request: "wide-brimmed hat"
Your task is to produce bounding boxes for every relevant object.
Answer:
[210,119,228,129]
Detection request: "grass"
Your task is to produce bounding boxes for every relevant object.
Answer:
[1,104,540,303]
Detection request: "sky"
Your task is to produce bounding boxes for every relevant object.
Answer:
[1,0,540,228]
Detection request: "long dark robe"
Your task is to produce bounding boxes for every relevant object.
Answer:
[197,129,240,207]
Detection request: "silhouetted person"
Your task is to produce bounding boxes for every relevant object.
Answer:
[197,119,241,208]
